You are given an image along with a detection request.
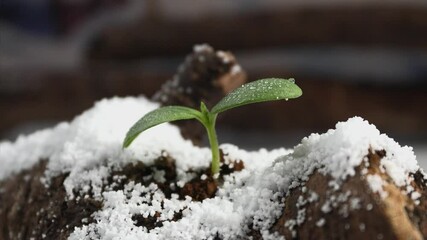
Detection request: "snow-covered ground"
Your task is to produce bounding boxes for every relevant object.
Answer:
[217,129,427,170]
[0,96,424,239]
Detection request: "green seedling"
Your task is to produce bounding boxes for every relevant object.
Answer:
[123,78,302,175]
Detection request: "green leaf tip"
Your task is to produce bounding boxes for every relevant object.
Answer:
[211,78,302,114]
[200,102,209,114]
[122,106,202,148]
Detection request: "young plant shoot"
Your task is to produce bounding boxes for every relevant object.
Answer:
[123,78,302,175]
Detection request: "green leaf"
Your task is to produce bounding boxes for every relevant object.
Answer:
[123,106,203,148]
[211,78,302,114]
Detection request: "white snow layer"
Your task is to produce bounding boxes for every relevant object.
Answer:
[0,96,421,240]
[0,97,212,198]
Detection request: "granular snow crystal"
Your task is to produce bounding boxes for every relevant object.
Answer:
[0,96,422,240]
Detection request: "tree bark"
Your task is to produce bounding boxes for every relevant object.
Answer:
[270,150,427,240]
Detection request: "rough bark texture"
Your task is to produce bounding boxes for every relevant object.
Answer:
[269,150,427,240]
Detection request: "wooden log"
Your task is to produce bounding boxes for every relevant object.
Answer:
[270,150,427,239]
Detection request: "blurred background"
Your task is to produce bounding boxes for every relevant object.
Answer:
[1,0,427,165]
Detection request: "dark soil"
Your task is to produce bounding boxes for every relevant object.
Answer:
[0,45,248,240]
[115,151,244,231]
[0,151,245,239]
[0,161,102,240]
[2,149,427,239]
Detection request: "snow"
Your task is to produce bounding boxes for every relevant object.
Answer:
[230,65,242,75]
[193,44,212,53]
[0,122,69,179]
[366,174,388,199]
[1,97,211,199]
[216,51,232,64]
[0,96,423,239]
[359,223,366,232]
[285,117,419,186]
[316,218,325,227]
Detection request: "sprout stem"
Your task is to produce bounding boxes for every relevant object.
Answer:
[204,114,220,175]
